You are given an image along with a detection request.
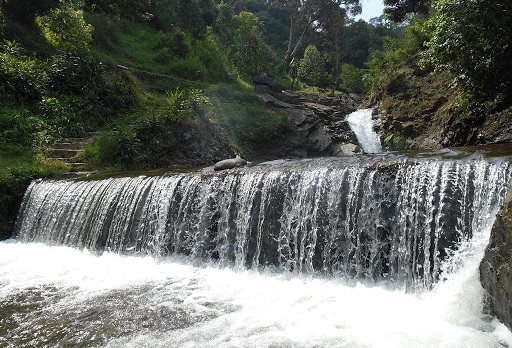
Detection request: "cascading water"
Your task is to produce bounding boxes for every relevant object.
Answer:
[346,108,382,153]
[2,152,512,347]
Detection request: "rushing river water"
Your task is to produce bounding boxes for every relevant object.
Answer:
[2,149,512,347]
[1,234,512,348]
[2,104,512,347]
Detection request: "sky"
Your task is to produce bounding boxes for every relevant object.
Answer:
[356,0,385,21]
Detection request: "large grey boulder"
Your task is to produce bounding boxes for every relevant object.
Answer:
[214,156,248,171]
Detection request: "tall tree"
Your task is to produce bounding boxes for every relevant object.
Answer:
[232,11,276,76]
[298,44,325,86]
[383,0,430,22]
[278,0,361,72]
[319,1,347,93]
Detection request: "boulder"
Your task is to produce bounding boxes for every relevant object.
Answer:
[480,180,512,330]
[252,74,283,93]
[336,143,361,156]
[214,156,248,171]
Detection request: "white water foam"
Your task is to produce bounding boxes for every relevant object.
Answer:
[346,109,382,153]
[1,239,511,348]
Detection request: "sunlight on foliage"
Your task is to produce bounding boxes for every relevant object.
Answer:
[36,1,93,51]
[160,88,211,121]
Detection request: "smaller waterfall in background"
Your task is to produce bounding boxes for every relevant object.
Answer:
[346,108,382,153]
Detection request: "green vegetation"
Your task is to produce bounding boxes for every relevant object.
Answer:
[1,0,512,231]
[208,84,288,157]
[383,131,409,150]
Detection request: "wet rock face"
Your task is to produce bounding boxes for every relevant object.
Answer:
[479,107,512,145]
[480,182,512,331]
[0,222,12,241]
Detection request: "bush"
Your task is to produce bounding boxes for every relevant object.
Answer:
[0,104,51,150]
[340,63,368,94]
[384,131,409,150]
[0,41,48,102]
[35,1,93,51]
[158,88,210,121]
[48,51,104,95]
[82,128,141,169]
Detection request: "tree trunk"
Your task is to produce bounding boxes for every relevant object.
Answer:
[282,15,295,72]
[283,16,310,72]
[331,32,342,96]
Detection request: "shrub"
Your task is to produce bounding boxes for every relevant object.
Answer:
[0,41,48,102]
[384,131,409,150]
[48,51,104,95]
[35,1,93,51]
[0,104,50,150]
[82,128,141,169]
[159,88,210,121]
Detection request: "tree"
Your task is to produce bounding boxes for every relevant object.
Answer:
[298,44,325,86]
[278,0,361,72]
[35,1,93,51]
[383,0,430,22]
[424,0,512,101]
[340,63,366,93]
[83,0,154,21]
[232,11,276,77]
[318,0,349,93]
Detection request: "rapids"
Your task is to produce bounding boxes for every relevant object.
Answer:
[2,147,512,347]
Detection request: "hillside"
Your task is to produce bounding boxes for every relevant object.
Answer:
[2,0,512,239]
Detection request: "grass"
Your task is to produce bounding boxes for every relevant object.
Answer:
[207,83,288,157]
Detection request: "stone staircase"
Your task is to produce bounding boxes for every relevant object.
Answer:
[47,132,100,170]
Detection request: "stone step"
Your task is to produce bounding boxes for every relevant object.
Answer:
[51,142,84,150]
[47,149,81,159]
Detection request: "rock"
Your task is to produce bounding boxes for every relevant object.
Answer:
[252,74,283,93]
[0,222,13,241]
[336,143,361,156]
[214,156,248,171]
[479,107,512,144]
[256,93,294,109]
[250,81,361,159]
[480,180,512,330]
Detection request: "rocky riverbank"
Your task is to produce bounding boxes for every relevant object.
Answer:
[368,66,512,330]
[251,76,361,158]
[480,181,512,330]
[369,69,512,150]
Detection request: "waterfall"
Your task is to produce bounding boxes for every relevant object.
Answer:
[4,152,512,347]
[346,108,382,153]
[15,155,511,290]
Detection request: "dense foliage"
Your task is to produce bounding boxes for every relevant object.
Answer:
[0,0,510,173]
[424,0,512,103]
[383,0,430,22]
